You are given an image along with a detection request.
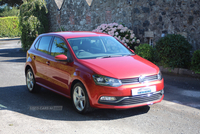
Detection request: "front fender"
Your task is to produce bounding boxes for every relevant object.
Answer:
[70,69,94,99]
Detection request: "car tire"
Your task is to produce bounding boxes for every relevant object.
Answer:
[26,69,41,93]
[72,82,93,114]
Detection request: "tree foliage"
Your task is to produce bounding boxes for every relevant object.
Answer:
[0,0,23,7]
[19,0,49,50]
[0,6,19,17]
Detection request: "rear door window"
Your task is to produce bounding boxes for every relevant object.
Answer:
[37,36,53,54]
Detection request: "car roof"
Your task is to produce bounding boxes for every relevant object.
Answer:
[40,31,111,39]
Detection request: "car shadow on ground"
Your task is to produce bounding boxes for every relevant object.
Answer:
[0,85,150,121]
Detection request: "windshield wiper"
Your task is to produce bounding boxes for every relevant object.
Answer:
[96,55,122,59]
[123,54,135,56]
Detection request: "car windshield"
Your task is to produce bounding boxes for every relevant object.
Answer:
[67,36,134,59]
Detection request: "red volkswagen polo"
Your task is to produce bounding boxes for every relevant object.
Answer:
[25,31,164,113]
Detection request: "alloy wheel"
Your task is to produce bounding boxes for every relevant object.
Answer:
[73,86,86,112]
[26,70,34,91]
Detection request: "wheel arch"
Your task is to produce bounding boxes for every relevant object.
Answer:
[25,65,32,75]
[70,79,83,97]
[70,79,94,113]
[70,79,92,105]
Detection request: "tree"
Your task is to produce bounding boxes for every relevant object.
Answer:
[19,0,49,50]
[0,0,23,7]
[0,6,19,17]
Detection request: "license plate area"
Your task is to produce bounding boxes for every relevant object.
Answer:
[132,86,156,96]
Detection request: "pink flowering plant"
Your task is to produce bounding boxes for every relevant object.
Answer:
[93,23,140,50]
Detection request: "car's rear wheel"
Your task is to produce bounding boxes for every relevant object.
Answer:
[26,69,40,93]
[72,82,93,114]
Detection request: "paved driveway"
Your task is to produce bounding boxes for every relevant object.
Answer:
[0,40,200,134]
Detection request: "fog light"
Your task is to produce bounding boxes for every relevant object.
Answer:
[161,89,164,95]
[158,70,162,80]
[100,96,117,101]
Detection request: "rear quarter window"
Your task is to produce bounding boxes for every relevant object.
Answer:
[34,38,41,49]
[37,36,53,54]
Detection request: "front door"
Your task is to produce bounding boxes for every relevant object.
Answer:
[47,37,74,97]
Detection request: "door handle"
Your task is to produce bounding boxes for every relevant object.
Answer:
[46,61,50,65]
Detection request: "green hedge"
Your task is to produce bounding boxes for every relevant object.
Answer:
[0,16,21,37]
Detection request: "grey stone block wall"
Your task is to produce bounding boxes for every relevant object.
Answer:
[46,0,200,51]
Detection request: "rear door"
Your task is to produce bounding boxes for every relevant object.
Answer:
[33,36,53,86]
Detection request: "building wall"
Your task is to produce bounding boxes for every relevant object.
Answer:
[46,0,200,50]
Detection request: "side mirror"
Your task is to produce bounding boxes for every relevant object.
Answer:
[55,54,68,61]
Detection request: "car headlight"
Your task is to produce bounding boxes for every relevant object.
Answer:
[92,75,122,87]
[158,70,162,80]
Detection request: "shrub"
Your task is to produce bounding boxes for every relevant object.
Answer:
[93,23,140,50]
[0,16,21,37]
[155,34,192,69]
[135,43,154,62]
[191,50,200,73]
[19,0,49,50]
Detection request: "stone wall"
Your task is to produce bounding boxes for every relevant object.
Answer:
[46,0,200,51]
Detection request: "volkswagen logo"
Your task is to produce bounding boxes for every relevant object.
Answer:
[139,75,145,83]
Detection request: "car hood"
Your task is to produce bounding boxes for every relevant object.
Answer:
[80,55,159,79]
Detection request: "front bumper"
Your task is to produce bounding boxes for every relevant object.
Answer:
[98,89,164,106]
[86,79,164,109]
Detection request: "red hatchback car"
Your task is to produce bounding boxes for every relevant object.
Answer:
[25,31,164,113]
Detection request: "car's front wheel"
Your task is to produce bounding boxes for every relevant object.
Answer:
[72,82,93,114]
[26,69,40,93]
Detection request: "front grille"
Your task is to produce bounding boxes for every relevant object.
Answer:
[99,91,163,106]
[144,75,158,81]
[120,78,138,84]
[120,74,158,84]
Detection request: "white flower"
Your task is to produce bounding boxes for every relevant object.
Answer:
[115,32,119,36]
[93,23,138,48]
[118,36,122,40]
[130,34,135,38]
[136,39,140,43]
[124,27,128,31]
[120,29,124,33]
[118,24,123,29]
